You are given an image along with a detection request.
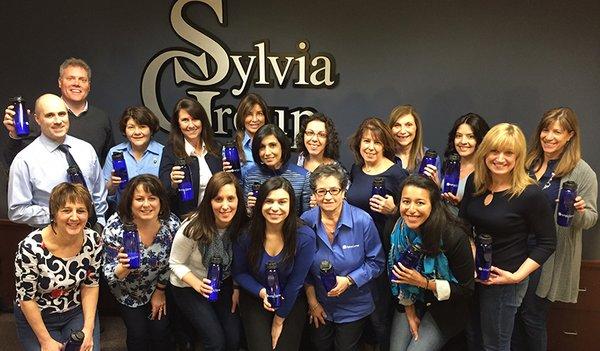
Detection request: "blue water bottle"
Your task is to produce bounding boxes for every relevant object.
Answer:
[252,182,261,198]
[371,177,386,197]
[122,223,141,269]
[112,151,129,190]
[63,330,85,351]
[319,260,337,293]
[476,234,492,281]
[176,158,194,202]
[223,141,242,177]
[207,256,223,302]
[443,153,461,195]
[557,181,578,227]
[67,165,88,188]
[390,243,422,282]
[418,149,438,175]
[266,261,282,309]
[10,96,30,137]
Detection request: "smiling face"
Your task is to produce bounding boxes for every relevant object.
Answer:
[485,148,517,177]
[259,134,283,169]
[178,109,202,143]
[304,120,328,158]
[540,120,574,160]
[211,183,238,229]
[124,118,152,149]
[359,130,384,165]
[262,188,290,226]
[58,65,90,105]
[54,200,88,236]
[35,94,70,143]
[391,114,417,148]
[400,185,432,230]
[244,103,266,137]
[131,185,161,222]
[454,123,477,158]
[314,175,345,215]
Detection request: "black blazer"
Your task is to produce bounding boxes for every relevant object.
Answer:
[384,214,475,339]
[159,143,223,218]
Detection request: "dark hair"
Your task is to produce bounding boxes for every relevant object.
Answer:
[235,93,270,164]
[119,106,161,135]
[399,175,467,255]
[348,117,396,165]
[309,163,349,192]
[443,113,490,171]
[295,112,340,160]
[49,182,93,222]
[252,124,291,172]
[183,172,248,243]
[247,177,300,272]
[118,175,170,223]
[169,97,220,158]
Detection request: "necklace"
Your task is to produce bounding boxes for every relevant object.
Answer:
[321,218,337,236]
[541,172,555,190]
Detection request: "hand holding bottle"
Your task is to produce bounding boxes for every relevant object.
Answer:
[106,170,122,194]
[114,247,132,279]
[222,157,233,172]
[170,165,185,188]
[391,263,427,288]
[194,278,214,298]
[441,192,461,205]
[259,287,276,312]
[369,194,396,215]
[326,276,352,297]
[247,192,257,210]
[422,164,440,186]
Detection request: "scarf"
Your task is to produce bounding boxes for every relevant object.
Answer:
[388,218,457,304]
[199,228,232,280]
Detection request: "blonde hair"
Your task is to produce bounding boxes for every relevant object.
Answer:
[525,107,580,177]
[474,123,534,197]
[388,105,424,171]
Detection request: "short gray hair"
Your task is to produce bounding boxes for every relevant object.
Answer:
[59,57,92,81]
[309,163,349,192]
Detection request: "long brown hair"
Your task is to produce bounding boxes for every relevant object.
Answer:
[234,93,270,164]
[525,107,580,177]
[183,172,248,244]
[388,105,424,171]
[348,117,396,166]
[168,97,220,158]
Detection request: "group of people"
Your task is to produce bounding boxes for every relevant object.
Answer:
[3,57,597,351]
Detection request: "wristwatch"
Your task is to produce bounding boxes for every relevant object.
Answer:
[346,275,355,286]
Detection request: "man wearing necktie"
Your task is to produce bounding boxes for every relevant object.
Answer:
[7,94,107,229]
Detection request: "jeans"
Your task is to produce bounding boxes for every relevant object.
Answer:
[171,281,241,351]
[390,310,447,351]
[14,303,100,351]
[117,301,172,351]
[239,289,307,351]
[310,317,366,351]
[366,274,392,351]
[511,268,551,351]
[466,278,528,351]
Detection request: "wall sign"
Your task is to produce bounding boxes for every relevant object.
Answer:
[141,0,339,145]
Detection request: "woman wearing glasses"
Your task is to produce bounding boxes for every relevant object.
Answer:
[301,164,385,351]
[294,113,340,172]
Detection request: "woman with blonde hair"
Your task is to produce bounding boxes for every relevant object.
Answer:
[388,105,441,180]
[512,108,597,351]
[459,123,556,351]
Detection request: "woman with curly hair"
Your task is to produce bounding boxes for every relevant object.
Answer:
[294,113,340,172]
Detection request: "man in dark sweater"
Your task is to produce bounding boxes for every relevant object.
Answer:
[2,57,114,166]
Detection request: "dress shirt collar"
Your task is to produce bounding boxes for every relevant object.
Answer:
[39,133,74,152]
[243,132,252,147]
[63,99,89,115]
[123,140,162,155]
[184,138,206,157]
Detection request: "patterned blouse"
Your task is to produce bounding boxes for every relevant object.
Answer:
[14,228,102,314]
[102,213,180,307]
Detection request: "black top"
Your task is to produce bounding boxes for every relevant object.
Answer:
[459,174,556,272]
[158,143,223,219]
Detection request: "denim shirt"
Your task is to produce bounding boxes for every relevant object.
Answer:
[102,212,180,307]
[242,132,255,166]
[301,201,385,323]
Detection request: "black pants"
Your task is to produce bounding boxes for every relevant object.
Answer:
[239,289,307,351]
[117,301,172,351]
[365,274,392,351]
[310,317,367,351]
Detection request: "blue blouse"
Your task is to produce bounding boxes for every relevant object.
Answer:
[102,212,180,307]
[301,201,385,323]
[102,140,164,205]
[232,225,317,318]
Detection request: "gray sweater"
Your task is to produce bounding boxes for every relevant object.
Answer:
[536,159,598,303]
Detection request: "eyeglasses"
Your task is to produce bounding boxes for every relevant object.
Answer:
[305,130,328,140]
[314,187,342,197]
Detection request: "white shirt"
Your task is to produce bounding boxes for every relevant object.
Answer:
[184,139,211,205]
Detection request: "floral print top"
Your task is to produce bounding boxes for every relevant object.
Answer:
[14,228,102,314]
[102,212,180,307]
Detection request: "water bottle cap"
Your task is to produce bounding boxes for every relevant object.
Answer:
[123,222,137,232]
[266,261,278,270]
[211,255,223,264]
[448,153,460,162]
[67,165,81,174]
[252,182,261,191]
[175,158,188,167]
[373,177,385,186]
[225,140,237,148]
[562,181,578,191]
[112,151,124,160]
[10,96,25,104]
[425,149,437,158]
[320,260,333,271]
[70,330,85,342]
[478,234,492,244]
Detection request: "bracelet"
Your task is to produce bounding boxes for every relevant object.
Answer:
[310,303,320,311]
[346,275,355,286]
[424,279,429,290]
